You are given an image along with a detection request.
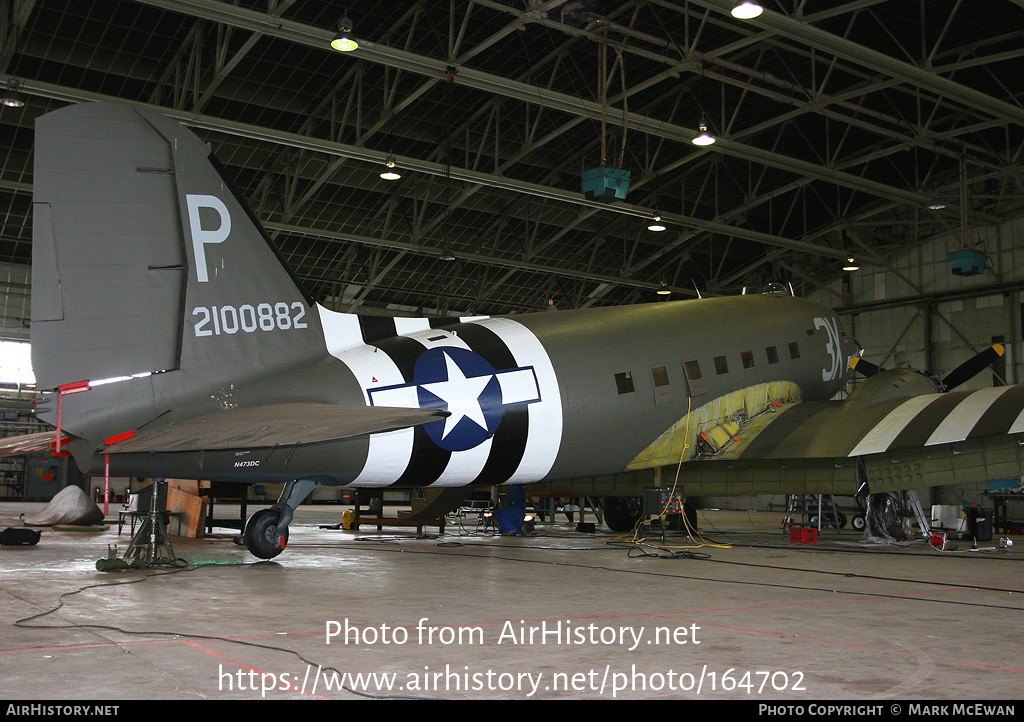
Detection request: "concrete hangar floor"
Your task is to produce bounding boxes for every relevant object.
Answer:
[0,500,1021,703]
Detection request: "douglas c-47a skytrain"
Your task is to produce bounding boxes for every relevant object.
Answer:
[11,103,1020,559]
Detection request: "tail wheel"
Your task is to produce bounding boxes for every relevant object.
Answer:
[244,508,289,559]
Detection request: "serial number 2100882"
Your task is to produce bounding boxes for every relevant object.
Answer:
[193,302,308,336]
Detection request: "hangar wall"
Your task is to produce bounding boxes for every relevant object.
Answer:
[813,215,1024,394]
[806,214,1024,510]
[0,262,31,343]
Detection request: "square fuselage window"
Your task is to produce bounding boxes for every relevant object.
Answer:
[714,355,729,375]
[741,351,754,369]
[615,371,635,394]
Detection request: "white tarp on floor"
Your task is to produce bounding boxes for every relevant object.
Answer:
[21,485,104,526]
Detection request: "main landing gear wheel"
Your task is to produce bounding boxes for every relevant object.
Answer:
[244,508,289,560]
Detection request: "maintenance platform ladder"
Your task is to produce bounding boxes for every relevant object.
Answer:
[783,494,842,532]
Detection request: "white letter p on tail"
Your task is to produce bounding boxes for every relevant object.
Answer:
[186,194,231,282]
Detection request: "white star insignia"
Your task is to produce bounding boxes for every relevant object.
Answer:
[419,351,494,439]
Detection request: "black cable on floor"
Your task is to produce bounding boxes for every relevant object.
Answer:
[9,562,431,700]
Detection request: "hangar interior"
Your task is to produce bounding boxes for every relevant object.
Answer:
[0,1,1023,499]
[1,0,1024,701]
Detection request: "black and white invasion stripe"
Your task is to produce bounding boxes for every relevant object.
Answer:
[317,307,562,486]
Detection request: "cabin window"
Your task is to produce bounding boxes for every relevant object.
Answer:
[615,371,635,394]
[742,351,755,369]
[652,366,670,387]
[789,342,801,360]
[766,346,779,364]
[684,361,702,380]
[714,355,729,375]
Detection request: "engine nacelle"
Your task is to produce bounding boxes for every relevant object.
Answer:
[842,368,942,410]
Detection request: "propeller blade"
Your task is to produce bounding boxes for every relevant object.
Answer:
[849,356,882,377]
[940,344,1005,390]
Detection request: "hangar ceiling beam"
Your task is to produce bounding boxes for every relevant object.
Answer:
[21,78,856,264]
[687,0,1024,128]
[130,0,936,209]
[0,174,682,296]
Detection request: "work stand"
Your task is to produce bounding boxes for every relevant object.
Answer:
[97,479,184,571]
[783,494,844,532]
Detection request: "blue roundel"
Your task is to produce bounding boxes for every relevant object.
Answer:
[413,347,503,452]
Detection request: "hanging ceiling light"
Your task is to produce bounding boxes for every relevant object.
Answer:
[843,257,860,271]
[731,2,764,19]
[647,214,666,231]
[331,13,359,52]
[927,190,946,210]
[657,281,671,295]
[379,153,401,181]
[692,114,715,146]
[1,78,26,108]
[440,246,456,262]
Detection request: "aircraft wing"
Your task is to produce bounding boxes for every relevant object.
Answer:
[712,384,1024,462]
[563,375,1024,500]
[99,403,450,454]
[652,381,1024,497]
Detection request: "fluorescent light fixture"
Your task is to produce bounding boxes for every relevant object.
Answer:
[731,2,764,19]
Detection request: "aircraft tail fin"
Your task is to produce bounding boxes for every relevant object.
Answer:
[31,103,322,399]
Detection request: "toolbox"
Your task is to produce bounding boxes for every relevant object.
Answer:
[789,525,818,544]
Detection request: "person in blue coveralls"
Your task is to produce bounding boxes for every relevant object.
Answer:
[493,484,527,536]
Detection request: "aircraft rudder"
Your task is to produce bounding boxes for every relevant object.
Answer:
[31,103,187,390]
[30,102,324,394]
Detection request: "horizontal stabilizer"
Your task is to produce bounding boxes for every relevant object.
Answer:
[100,403,450,454]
